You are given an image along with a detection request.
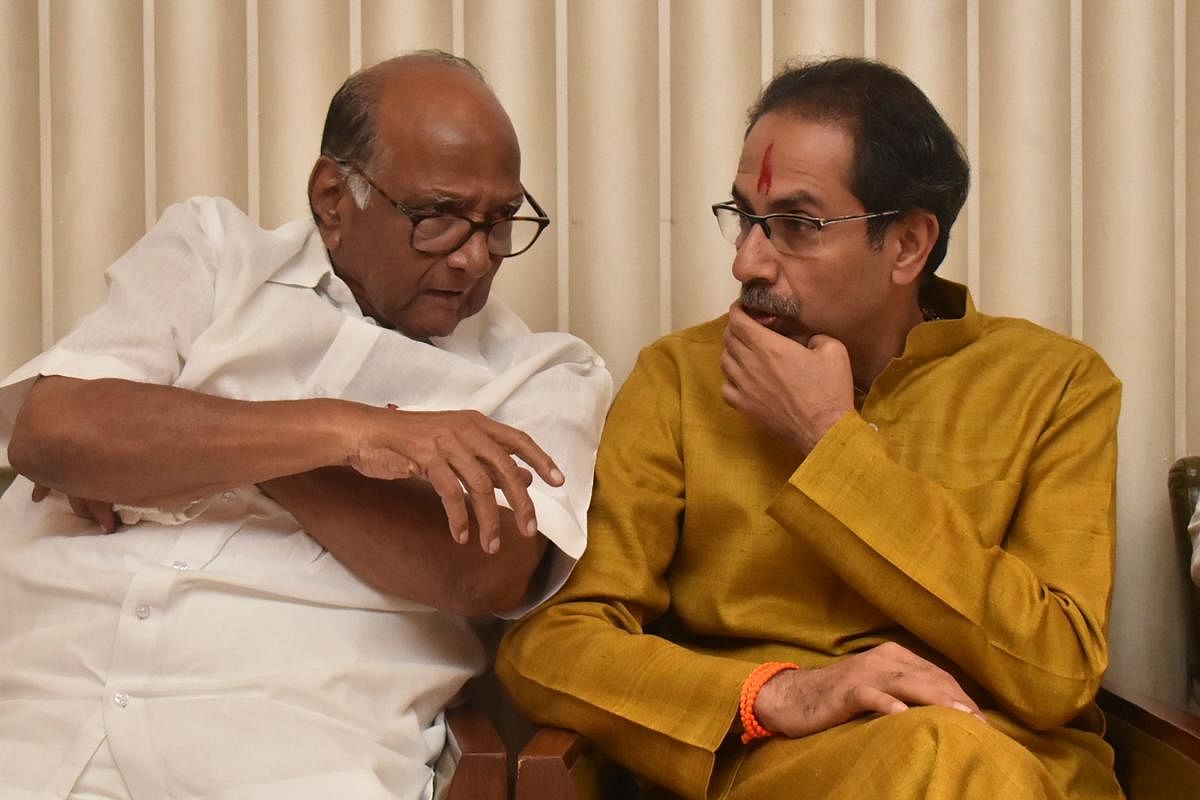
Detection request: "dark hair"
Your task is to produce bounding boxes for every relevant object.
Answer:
[747,57,970,275]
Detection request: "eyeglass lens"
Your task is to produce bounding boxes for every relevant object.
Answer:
[714,207,820,256]
[411,216,540,257]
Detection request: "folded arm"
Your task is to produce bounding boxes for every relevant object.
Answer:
[10,375,559,614]
[261,467,547,615]
[770,353,1120,729]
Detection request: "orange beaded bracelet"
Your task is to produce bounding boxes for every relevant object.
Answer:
[739,661,799,744]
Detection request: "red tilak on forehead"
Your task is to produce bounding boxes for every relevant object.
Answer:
[757,142,774,195]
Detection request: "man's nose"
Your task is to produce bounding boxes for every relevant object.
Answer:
[731,222,779,285]
[446,229,493,277]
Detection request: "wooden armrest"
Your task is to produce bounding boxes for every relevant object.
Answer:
[516,727,588,800]
[1098,684,1200,798]
[444,705,507,800]
[1097,685,1200,761]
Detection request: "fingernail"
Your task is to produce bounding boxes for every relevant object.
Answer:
[455,529,468,544]
[525,519,537,536]
[952,702,973,714]
[550,468,564,485]
[889,701,908,714]
[487,538,500,554]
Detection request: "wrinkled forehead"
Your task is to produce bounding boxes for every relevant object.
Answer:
[374,68,523,203]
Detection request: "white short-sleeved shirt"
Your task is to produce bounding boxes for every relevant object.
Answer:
[0,197,612,800]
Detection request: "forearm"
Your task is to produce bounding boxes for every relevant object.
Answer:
[8,376,354,507]
[261,466,547,615]
[774,413,1113,727]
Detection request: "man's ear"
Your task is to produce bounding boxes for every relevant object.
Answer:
[308,156,347,250]
[889,210,938,288]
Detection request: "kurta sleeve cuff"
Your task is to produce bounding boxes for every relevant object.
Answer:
[497,620,757,800]
[789,412,886,507]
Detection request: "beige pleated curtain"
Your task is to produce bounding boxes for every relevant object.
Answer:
[1,0,1198,711]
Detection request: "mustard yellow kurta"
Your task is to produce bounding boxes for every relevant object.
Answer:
[498,280,1123,800]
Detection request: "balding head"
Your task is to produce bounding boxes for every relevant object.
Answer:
[319,52,516,203]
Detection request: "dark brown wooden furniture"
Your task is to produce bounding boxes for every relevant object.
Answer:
[1169,455,1200,706]
[443,705,509,800]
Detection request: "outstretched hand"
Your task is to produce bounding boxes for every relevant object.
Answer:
[721,302,855,454]
[754,642,987,738]
[347,407,563,554]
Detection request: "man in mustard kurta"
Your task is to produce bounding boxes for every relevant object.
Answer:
[498,57,1122,799]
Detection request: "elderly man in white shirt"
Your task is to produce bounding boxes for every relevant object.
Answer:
[0,52,611,800]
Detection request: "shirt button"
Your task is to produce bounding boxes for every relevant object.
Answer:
[135,604,151,620]
[113,691,129,708]
[591,356,605,369]
[313,386,327,397]
[221,491,237,503]
[171,560,189,570]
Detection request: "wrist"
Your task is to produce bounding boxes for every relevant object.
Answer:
[320,398,375,467]
[740,662,799,744]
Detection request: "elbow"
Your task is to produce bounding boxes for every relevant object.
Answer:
[459,541,545,617]
[458,565,534,617]
[1003,670,1105,731]
[7,397,71,487]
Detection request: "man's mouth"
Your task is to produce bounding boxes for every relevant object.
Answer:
[743,307,781,328]
[425,288,467,300]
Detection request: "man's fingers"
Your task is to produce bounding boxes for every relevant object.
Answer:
[88,500,118,534]
[445,432,535,544]
[720,349,741,382]
[722,328,749,369]
[490,424,562,488]
[443,445,505,553]
[725,304,760,347]
[875,667,979,718]
[719,381,743,411]
[847,684,909,717]
[485,458,539,538]
[464,485,502,554]
[68,495,90,519]
[426,463,471,545]
[517,466,534,487]
[31,484,51,502]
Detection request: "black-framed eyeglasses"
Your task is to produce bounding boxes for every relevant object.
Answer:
[711,202,900,257]
[339,160,551,258]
